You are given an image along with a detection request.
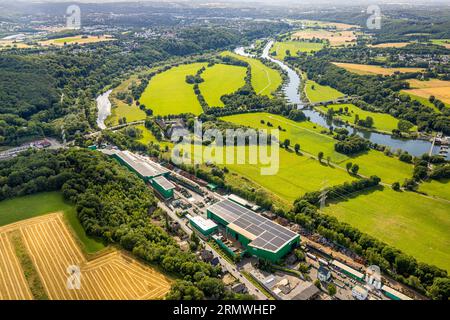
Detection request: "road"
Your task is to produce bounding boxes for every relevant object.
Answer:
[157,201,268,300]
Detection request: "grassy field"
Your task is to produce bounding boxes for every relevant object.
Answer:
[272,41,324,60]
[221,113,414,185]
[431,39,450,49]
[317,103,404,133]
[332,62,424,76]
[133,125,172,149]
[199,64,247,107]
[222,52,282,97]
[191,143,355,203]
[305,80,345,103]
[403,79,450,105]
[419,179,450,201]
[0,192,105,253]
[291,29,356,46]
[139,63,207,116]
[107,74,147,126]
[324,187,450,272]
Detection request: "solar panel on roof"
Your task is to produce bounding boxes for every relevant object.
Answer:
[208,199,298,253]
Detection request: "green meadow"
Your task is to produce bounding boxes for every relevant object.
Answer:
[133,125,172,149]
[0,192,105,253]
[186,143,355,203]
[305,80,345,103]
[221,112,414,184]
[317,103,403,133]
[419,179,450,202]
[199,64,247,107]
[140,63,207,116]
[324,187,450,272]
[272,41,324,60]
[222,52,282,97]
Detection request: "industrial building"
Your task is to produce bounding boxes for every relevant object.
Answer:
[101,149,176,198]
[151,175,175,199]
[189,215,218,238]
[102,149,170,181]
[381,285,412,300]
[206,199,300,262]
[331,260,365,282]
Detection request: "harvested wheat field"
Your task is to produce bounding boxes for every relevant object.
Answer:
[405,79,450,104]
[0,232,33,300]
[39,35,114,46]
[368,42,410,48]
[332,62,424,76]
[292,29,356,46]
[0,213,171,300]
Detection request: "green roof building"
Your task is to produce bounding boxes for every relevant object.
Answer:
[189,215,218,237]
[101,149,169,182]
[206,200,300,263]
[151,176,175,199]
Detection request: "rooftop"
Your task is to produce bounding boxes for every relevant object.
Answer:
[104,149,169,178]
[152,175,175,191]
[207,200,299,253]
[189,215,218,232]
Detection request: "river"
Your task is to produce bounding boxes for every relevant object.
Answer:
[236,41,447,159]
[96,89,112,130]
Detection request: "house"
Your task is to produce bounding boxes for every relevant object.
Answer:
[318,265,331,282]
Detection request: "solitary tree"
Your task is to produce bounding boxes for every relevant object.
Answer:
[284,139,291,149]
[294,143,300,153]
[318,152,324,163]
[346,162,353,172]
[327,284,337,296]
[351,164,360,175]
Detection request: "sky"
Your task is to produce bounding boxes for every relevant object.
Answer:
[9,0,450,4]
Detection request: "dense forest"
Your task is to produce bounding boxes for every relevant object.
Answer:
[0,148,251,300]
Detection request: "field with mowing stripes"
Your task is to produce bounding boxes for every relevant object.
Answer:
[222,52,282,98]
[0,213,172,300]
[0,232,33,300]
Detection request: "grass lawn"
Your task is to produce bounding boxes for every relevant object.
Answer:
[107,74,147,126]
[222,52,282,97]
[134,125,172,149]
[272,41,324,60]
[332,62,424,76]
[305,80,345,103]
[190,144,355,203]
[199,64,247,107]
[317,103,404,133]
[419,179,450,201]
[0,192,105,254]
[221,112,413,184]
[139,63,207,116]
[431,39,450,49]
[324,187,450,272]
